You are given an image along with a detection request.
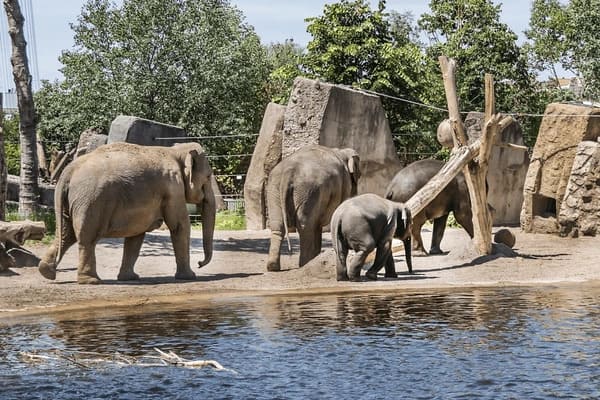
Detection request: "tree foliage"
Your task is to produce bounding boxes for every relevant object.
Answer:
[35,0,270,188]
[526,0,600,100]
[303,0,443,162]
[265,39,304,105]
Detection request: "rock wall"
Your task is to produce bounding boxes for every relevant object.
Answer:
[558,139,600,237]
[463,112,529,225]
[244,103,285,229]
[283,77,402,194]
[244,78,403,229]
[521,103,600,233]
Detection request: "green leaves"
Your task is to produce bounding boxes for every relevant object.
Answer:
[35,0,270,189]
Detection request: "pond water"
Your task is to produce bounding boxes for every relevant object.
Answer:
[0,286,598,399]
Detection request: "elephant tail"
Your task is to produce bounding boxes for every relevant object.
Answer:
[281,184,293,254]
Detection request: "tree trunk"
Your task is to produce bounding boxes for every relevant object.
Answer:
[4,0,39,217]
[0,94,6,220]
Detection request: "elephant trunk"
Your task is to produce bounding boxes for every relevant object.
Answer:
[198,193,215,268]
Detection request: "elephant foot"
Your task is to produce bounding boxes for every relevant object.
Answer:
[77,274,102,285]
[38,261,57,280]
[412,248,429,257]
[117,271,140,281]
[348,275,362,282]
[384,272,398,279]
[429,247,444,255]
[266,260,281,272]
[336,273,349,282]
[365,271,378,280]
[175,270,197,280]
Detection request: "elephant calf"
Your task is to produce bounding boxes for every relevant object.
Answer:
[330,193,412,282]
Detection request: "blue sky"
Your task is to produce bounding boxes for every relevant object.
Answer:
[30,0,534,83]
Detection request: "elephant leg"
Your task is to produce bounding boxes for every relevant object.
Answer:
[366,241,395,280]
[171,224,196,281]
[347,250,368,282]
[298,224,322,267]
[38,222,77,280]
[266,231,283,272]
[77,243,101,284]
[411,217,428,256]
[117,233,145,281]
[430,214,449,255]
[335,242,349,282]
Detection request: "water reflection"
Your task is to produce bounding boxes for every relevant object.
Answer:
[0,285,598,399]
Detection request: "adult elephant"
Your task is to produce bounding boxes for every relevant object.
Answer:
[266,145,360,271]
[38,142,215,284]
[385,159,473,255]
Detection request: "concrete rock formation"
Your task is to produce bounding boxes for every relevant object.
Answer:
[108,115,187,146]
[282,77,402,194]
[244,78,403,229]
[558,139,600,237]
[521,103,600,233]
[436,113,529,225]
[244,103,285,229]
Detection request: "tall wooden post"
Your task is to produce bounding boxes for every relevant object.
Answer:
[438,57,498,255]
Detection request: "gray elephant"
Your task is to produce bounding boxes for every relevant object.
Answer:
[266,145,360,271]
[330,193,412,281]
[38,142,216,284]
[385,159,473,255]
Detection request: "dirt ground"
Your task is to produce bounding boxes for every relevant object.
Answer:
[1,226,599,318]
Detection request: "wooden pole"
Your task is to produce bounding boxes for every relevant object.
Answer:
[437,57,497,255]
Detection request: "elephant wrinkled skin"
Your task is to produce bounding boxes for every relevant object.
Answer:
[266,145,360,271]
[331,193,412,282]
[38,142,216,284]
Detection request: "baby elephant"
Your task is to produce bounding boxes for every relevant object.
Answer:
[330,193,412,282]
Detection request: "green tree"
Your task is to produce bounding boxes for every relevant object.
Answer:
[35,0,270,191]
[265,39,305,104]
[524,0,573,84]
[303,0,443,162]
[419,0,545,144]
[566,0,600,100]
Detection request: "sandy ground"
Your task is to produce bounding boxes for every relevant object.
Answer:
[1,226,599,318]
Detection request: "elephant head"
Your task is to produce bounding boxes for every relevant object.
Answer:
[181,143,215,267]
[335,148,361,195]
[394,204,413,273]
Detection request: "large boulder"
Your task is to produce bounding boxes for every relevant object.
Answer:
[558,139,600,237]
[521,103,600,233]
[108,115,187,147]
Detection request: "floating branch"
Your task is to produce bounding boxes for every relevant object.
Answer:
[19,348,236,373]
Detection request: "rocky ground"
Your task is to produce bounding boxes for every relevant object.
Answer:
[1,226,599,318]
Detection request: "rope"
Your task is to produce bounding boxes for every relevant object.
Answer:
[348,85,600,118]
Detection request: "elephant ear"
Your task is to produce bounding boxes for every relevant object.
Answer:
[184,149,199,192]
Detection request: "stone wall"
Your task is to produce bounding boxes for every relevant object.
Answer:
[521,103,600,233]
[244,78,403,229]
[282,77,402,195]
[558,139,600,237]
